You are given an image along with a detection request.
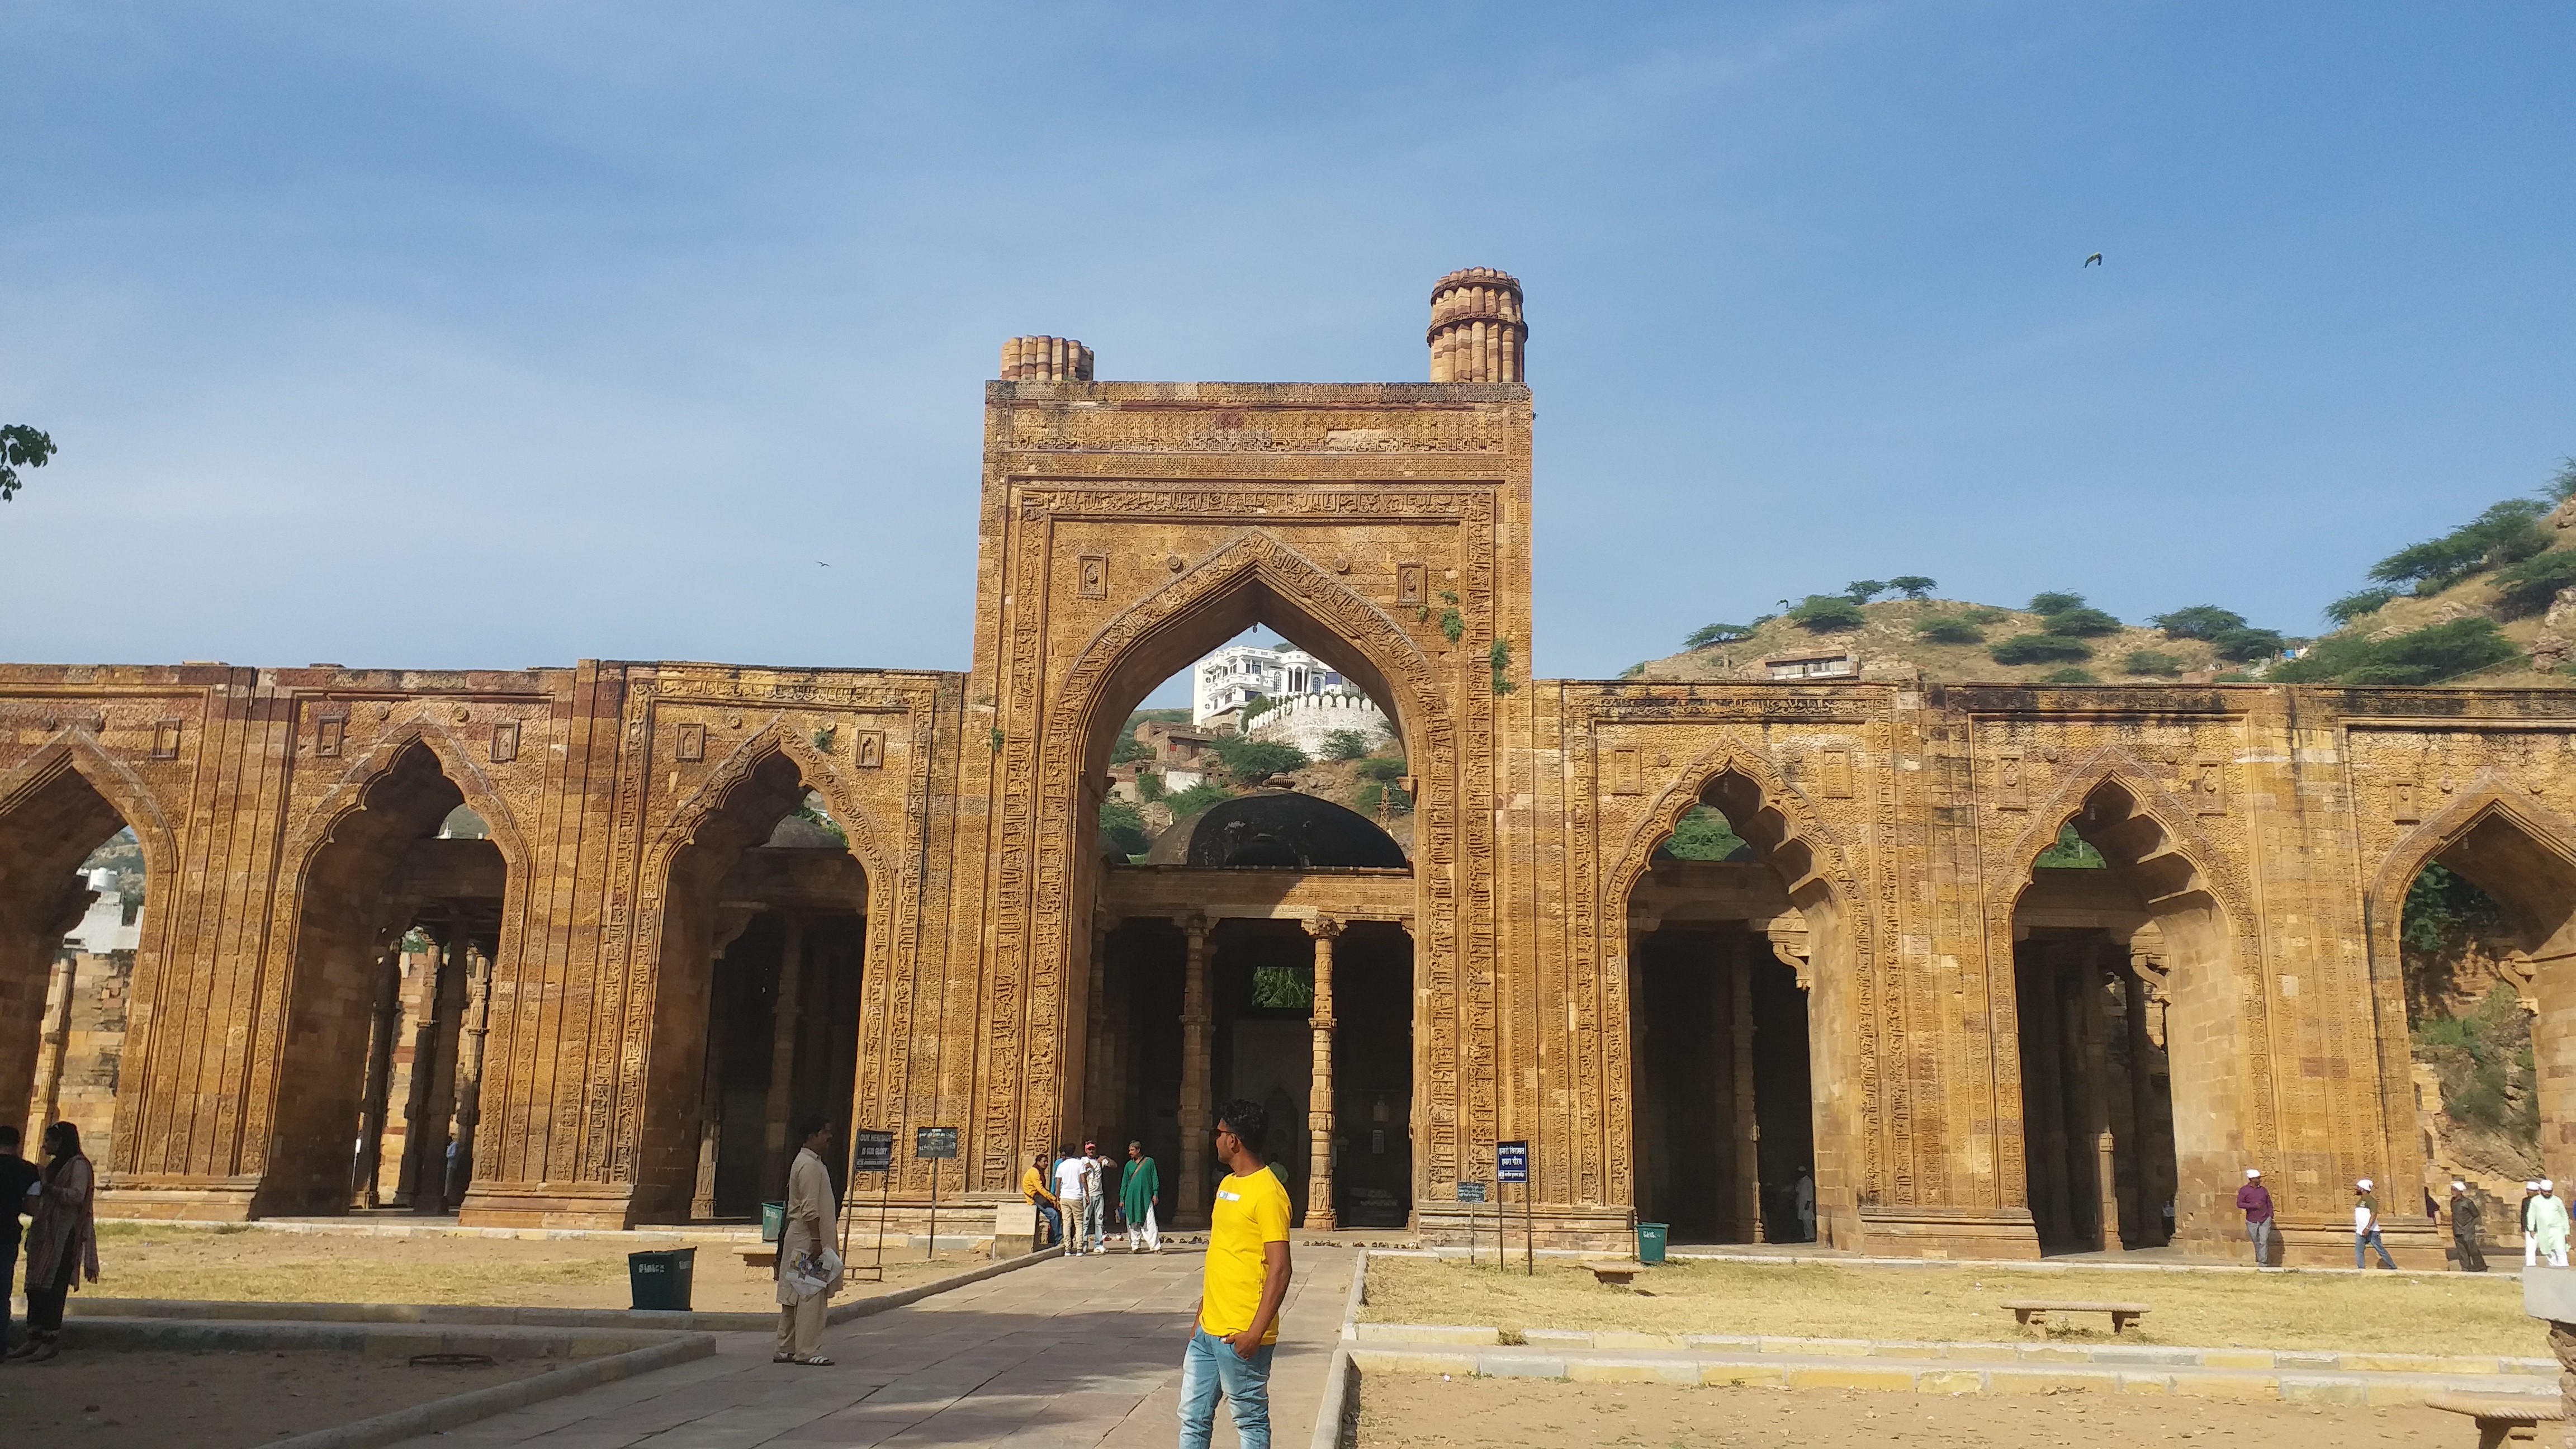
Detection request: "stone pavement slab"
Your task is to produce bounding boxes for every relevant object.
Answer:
[382,1246,1351,1448]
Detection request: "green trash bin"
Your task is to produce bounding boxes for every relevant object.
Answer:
[1636,1222,1668,1265]
[627,1246,697,1312]
[760,1200,787,1243]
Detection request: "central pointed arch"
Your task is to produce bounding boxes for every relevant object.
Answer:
[1611,741,1871,1250]
[1029,529,1458,1218]
[1996,756,2264,1258]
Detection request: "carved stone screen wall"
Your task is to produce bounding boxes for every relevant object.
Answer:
[5,275,2572,1265]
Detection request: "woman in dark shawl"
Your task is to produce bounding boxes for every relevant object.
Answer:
[8,1122,99,1362]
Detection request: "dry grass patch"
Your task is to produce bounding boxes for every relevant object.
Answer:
[1360,1255,2541,1356]
[86,1224,976,1311]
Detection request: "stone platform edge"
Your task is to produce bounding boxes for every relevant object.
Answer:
[1347,1343,2550,1407]
[266,1332,715,1449]
[1347,1322,2555,1377]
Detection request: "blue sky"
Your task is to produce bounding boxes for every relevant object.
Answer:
[3,3,2568,689]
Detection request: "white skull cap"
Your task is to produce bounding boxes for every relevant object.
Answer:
[2245,1168,2261,1178]
[2454,1180,2468,1188]
[2531,1181,2545,1190]
[2357,1177,2373,1190]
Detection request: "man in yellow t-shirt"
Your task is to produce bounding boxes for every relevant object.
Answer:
[1179,1098,1293,1449]
[1022,1153,1061,1248]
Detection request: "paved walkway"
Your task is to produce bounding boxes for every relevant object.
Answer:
[390,1247,1351,1448]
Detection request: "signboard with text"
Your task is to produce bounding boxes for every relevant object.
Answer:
[915,1126,960,1160]
[1497,1141,1529,1184]
[851,1130,894,1174]
[1456,1182,1488,1203]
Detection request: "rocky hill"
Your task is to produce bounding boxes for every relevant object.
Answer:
[1633,462,2576,692]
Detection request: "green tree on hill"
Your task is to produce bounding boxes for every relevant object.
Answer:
[2149,606,2246,641]
[2492,550,2576,617]
[1991,634,2093,665]
[1843,580,1889,604]
[1099,798,1151,856]
[2212,626,2286,664]
[1685,622,1755,648]
[2323,589,2398,626]
[2038,606,2123,637]
[1320,728,1376,761]
[1916,617,1984,645]
[1790,595,1866,632]
[2274,618,2518,686]
[2028,591,2086,615]
[2121,650,2183,677]
[2369,500,2548,594]
[1210,735,1307,781]
[1888,575,1938,600]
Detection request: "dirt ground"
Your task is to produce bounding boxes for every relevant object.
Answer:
[1356,1375,2459,1448]
[83,1223,1003,1311]
[1362,1254,2541,1356]
[2,1347,551,1449]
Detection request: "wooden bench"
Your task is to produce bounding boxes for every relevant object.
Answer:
[734,1244,778,1278]
[1585,1262,1640,1287]
[1999,1300,2148,1335]
[2427,1392,2563,1447]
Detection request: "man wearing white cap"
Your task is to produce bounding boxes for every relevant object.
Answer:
[2524,1181,2545,1266]
[2449,1179,2487,1272]
[2353,1179,2396,1270]
[2235,1168,2275,1267]
[2534,1180,2571,1268]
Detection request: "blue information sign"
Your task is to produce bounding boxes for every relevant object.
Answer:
[851,1129,894,1174]
[1497,1140,1529,1184]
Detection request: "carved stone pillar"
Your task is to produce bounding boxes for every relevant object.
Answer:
[29,952,76,1153]
[2030,957,2070,1243]
[2075,946,2120,1251]
[1304,916,1341,1230]
[762,913,806,1197]
[1086,915,1114,1144]
[1177,915,1212,1227]
[448,944,494,1212]
[1731,932,1762,1242]
[405,933,466,1214]
[353,946,402,1208]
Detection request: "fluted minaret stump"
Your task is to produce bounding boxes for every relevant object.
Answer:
[1426,267,1528,382]
[1000,335,1096,381]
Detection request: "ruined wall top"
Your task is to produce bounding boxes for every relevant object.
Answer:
[1428,267,1527,384]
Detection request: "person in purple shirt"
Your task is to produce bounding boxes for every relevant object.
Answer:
[2237,1167,2275,1267]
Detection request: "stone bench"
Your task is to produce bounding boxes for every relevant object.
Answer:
[1585,1262,1640,1287]
[733,1244,777,1278]
[1999,1300,2148,1334]
[2427,1392,2563,1447]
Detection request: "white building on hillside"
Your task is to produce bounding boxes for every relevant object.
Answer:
[1190,642,1392,756]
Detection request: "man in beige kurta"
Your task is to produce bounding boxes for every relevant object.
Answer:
[775,1116,842,1365]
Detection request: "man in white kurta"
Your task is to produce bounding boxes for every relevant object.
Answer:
[775,1116,842,1365]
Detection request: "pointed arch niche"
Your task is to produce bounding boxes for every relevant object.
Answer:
[0,737,175,1162]
[1047,532,1441,1229]
[2366,791,2576,1194]
[2001,771,2250,1257]
[1614,754,1861,1250]
[258,733,527,1216]
[631,735,884,1223]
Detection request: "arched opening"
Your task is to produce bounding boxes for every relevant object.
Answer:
[1,759,149,1159]
[1624,766,1849,1248]
[263,741,516,1216]
[1070,558,1426,1232]
[2383,803,2575,1214]
[636,753,870,1223]
[2009,778,2236,1255]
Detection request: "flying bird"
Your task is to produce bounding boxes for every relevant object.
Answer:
[2083,253,2104,267]
[817,560,831,567]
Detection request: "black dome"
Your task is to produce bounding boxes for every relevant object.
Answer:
[1147,790,1407,869]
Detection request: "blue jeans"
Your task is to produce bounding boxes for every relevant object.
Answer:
[1037,1202,1062,1246]
[1179,1325,1276,1449]
[2356,1228,2395,1268]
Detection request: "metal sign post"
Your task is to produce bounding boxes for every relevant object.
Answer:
[845,1129,894,1284]
[1497,1142,1531,1276]
[915,1127,959,1262]
[1456,1181,1487,1267]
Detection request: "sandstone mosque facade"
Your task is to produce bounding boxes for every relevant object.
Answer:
[7,269,2573,1267]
